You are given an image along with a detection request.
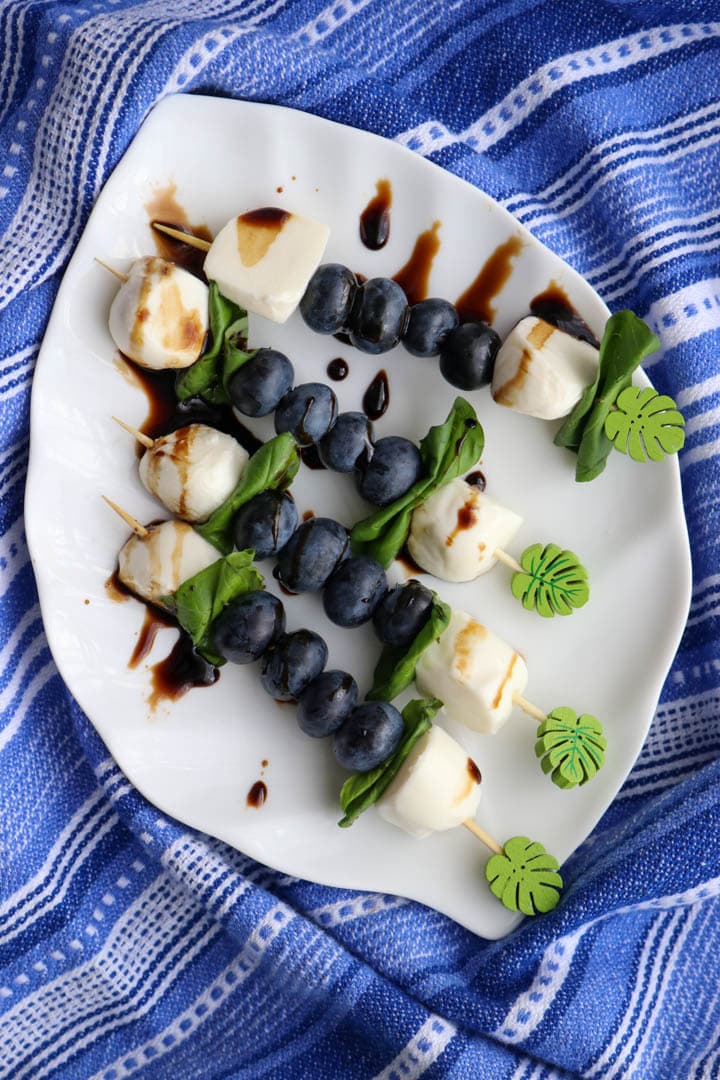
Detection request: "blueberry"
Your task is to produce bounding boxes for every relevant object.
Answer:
[356,436,423,506]
[261,629,328,701]
[317,411,374,472]
[403,298,459,358]
[372,579,434,647]
[209,590,285,664]
[348,278,409,354]
[334,701,404,772]
[274,383,338,447]
[296,670,359,737]
[275,517,349,592]
[439,322,500,390]
[323,556,387,628]
[227,348,294,417]
[232,490,298,560]
[300,264,358,334]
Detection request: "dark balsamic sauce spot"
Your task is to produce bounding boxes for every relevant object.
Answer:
[455,236,523,324]
[246,780,268,808]
[362,370,390,421]
[301,445,326,470]
[392,220,441,306]
[465,470,486,491]
[327,358,349,381]
[467,758,482,784]
[148,632,219,709]
[129,605,176,668]
[529,282,599,347]
[359,179,392,250]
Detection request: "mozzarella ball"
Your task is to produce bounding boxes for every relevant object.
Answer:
[138,425,248,523]
[117,520,219,606]
[377,725,482,838]
[109,257,209,370]
[204,208,330,324]
[492,317,599,420]
[415,609,528,735]
[407,478,523,582]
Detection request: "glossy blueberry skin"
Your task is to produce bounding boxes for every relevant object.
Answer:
[274,382,338,447]
[300,264,358,334]
[261,629,328,701]
[227,348,294,417]
[274,517,349,593]
[372,579,434,647]
[209,590,285,665]
[439,322,501,390]
[232,490,298,560]
[403,298,460,358]
[317,411,374,473]
[323,556,388,628]
[356,436,423,506]
[296,670,359,737]
[348,278,409,354]
[333,701,404,772]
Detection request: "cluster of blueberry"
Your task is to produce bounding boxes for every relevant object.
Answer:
[210,515,435,772]
[226,346,423,507]
[300,263,501,390]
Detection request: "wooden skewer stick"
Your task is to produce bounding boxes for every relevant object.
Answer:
[512,693,547,724]
[492,548,523,574]
[95,257,129,283]
[462,819,504,855]
[151,222,211,252]
[112,416,155,449]
[102,496,149,538]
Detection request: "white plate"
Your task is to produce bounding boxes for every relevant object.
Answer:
[26,95,691,939]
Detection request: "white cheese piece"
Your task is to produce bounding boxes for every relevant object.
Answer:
[138,424,248,523]
[415,609,528,735]
[203,208,330,323]
[407,478,523,582]
[377,725,482,838]
[108,257,209,370]
[492,316,598,420]
[117,520,219,606]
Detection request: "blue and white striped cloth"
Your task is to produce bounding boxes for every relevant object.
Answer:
[2,3,720,1077]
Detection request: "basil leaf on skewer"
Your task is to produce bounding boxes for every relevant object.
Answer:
[175,284,255,404]
[162,550,264,666]
[368,595,451,702]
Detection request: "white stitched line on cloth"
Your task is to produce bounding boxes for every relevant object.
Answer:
[504,100,720,219]
[494,935,581,1045]
[678,373,720,409]
[584,908,686,1077]
[310,893,408,929]
[87,902,294,1080]
[642,277,720,360]
[395,23,720,156]
[371,1014,457,1080]
[292,0,375,45]
[2,874,218,1079]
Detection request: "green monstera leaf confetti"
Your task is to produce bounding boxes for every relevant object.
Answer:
[535,707,607,789]
[510,543,589,617]
[604,386,685,463]
[484,836,563,916]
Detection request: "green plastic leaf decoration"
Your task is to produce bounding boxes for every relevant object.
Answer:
[604,386,685,463]
[510,543,589,618]
[485,836,563,916]
[535,706,607,789]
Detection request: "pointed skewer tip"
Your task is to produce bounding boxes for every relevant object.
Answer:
[102,496,149,538]
[112,416,155,449]
[94,257,129,283]
[151,222,211,252]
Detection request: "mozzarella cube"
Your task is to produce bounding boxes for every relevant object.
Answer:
[108,257,209,370]
[203,207,330,324]
[415,610,528,735]
[139,424,248,523]
[117,520,219,606]
[492,317,598,420]
[378,725,482,838]
[407,478,523,582]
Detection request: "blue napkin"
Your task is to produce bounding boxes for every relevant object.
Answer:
[2,2,720,1077]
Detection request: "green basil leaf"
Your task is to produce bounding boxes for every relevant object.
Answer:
[368,595,451,701]
[338,697,442,828]
[196,433,301,554]
[554,311,660,482]
[351,398,484,567]
[162,550,264,665]
[175,284,256,404]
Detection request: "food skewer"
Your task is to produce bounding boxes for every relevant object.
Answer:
[152,223,210,251]
[103,495,562,917]
[95,258,128,283]
[112,416,155,449]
